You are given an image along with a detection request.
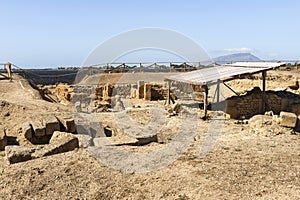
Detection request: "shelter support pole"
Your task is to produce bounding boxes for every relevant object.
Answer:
[202,85,208,119]
[262,71,266,113]
[222,82,240,96]
[216,79,220,103]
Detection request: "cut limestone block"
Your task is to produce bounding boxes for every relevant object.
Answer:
[136,135,158,145]
[291,104,300,116]
[137,80,144,99]
[5,145,36,164]
[31,121,46,137]
[0,130,8,151]
[43,116,60,135]
[144,84,152,101]
[22,122,33,140]
[56,116,76,133]
[33,131,78,158]
[280,111,297,128]
[248,115,273,127]
[75,134,93,148]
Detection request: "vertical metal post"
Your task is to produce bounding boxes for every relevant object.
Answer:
[203,85,208,119]
[216,79,220,103]
[262,71,266,113]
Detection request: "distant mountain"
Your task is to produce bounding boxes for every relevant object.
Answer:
[213,53,261,64]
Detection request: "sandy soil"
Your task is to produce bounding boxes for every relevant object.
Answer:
[0,70,300,199]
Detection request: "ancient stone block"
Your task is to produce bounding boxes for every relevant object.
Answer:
[248,115,273,127]
[226,106,239,119]
[5,145,36,164]
[226,99,236,107]
[291,104,300,116]
[33,131,79,157]
[281,98,289,111]
[31,121,46,137]
[43,115,60,135]
[102,83,113,98]
[56,116,76,133]
[144,84,152,101]
[114,95,125,111]
[280,111,297,128]
[22,122,33,140]
[131,88,137,99]
[75,134,93,148]
[137,80,144,99]
[0,130,8,151]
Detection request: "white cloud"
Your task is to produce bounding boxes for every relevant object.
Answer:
[210,47,255,57]
[222,47,253,53]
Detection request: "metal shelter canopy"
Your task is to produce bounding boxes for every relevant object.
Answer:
[164,62,285,85]
[164,62,286,119]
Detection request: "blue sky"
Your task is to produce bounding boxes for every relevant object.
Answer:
[1,0,299,68]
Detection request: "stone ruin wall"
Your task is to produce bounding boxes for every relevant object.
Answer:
[226,87,300,119]
[72,81,177,112]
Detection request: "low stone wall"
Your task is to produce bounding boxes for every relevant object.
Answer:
[21,116,76,144]
[226,87,300,119]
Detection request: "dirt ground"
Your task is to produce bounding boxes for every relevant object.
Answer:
[0,70,300,200]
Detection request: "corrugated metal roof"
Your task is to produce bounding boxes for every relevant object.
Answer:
[165,62,285,85]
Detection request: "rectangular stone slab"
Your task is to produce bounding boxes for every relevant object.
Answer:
[280,111,297,128]
[56,116,76,133]
[22,122,33,140]
[0,130,7,151]
[43,116,60,135]
[31,121,46,137]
